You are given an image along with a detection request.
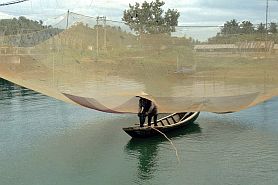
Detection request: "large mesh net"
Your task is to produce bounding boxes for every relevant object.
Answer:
[0,11,278,113]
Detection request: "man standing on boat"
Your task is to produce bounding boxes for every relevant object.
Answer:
[138,97,158,127]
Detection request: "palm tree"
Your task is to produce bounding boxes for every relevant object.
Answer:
[257,23,266,34]
[240,21,254,34]
[221,19,240,35]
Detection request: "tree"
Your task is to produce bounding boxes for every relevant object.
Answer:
[122,0,180,34]
[256,23,266,34]
[240,21,254,34]
[269,22,277,34]
[221,19,240,35]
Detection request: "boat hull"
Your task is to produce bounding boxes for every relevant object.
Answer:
[123,112,200,138]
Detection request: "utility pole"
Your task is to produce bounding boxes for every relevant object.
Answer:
[96,16,107,57]
[264,0,278,51]
[264,0,269,53]
[96,16,99,57]
[266,0,269,39]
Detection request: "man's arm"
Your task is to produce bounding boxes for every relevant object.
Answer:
[138,99,143,116]
[147,102,155,114]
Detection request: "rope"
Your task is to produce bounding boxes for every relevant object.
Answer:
[151,127,180,163]
[0,0,29,6]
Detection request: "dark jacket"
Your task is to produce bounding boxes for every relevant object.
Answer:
[139,98,157,115]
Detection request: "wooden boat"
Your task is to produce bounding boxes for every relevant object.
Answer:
[123,112,200,138]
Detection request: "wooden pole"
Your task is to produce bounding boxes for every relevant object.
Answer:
[66,10,70,29]
[104,16,107,51]
[96,16,99,57]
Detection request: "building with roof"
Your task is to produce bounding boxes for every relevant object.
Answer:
[194,41,276,53]
[194,44,237,52]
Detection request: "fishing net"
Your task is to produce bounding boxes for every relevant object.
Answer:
[0,11,278,113]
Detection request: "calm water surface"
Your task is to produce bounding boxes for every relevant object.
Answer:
[1,79,278,185]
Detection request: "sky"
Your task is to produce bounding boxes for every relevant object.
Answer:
[0,0,277,40]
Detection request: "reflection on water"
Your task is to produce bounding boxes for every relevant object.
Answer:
[126,139,158,181]
[124,124,201,181]
[0,78,39,99]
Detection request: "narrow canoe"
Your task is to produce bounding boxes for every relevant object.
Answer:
[122,112,200,138]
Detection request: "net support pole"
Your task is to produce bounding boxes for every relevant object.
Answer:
[265,0,269,54]
[66,10,70,29]
[52,54,55,87]
[266,0,269,33]
[104,16,107,51]
[96,16,99,57]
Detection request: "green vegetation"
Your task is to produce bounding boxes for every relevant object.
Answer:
[220,19,277,35]
[0,16,50,35]
[0,16,61,47]
[208,19,278,44]
[122,0,180,34]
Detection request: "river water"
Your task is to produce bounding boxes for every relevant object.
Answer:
[1,78,278,185]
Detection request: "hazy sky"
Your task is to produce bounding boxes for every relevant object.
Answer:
[0,0,277,40]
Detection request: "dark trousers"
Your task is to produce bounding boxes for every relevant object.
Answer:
[139,113,158,127]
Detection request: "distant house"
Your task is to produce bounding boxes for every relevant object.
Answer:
[194,44,237,52]
[194,41,275,53]
[236,41,274,52]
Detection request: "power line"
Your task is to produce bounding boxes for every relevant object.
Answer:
[0,0,29,7]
